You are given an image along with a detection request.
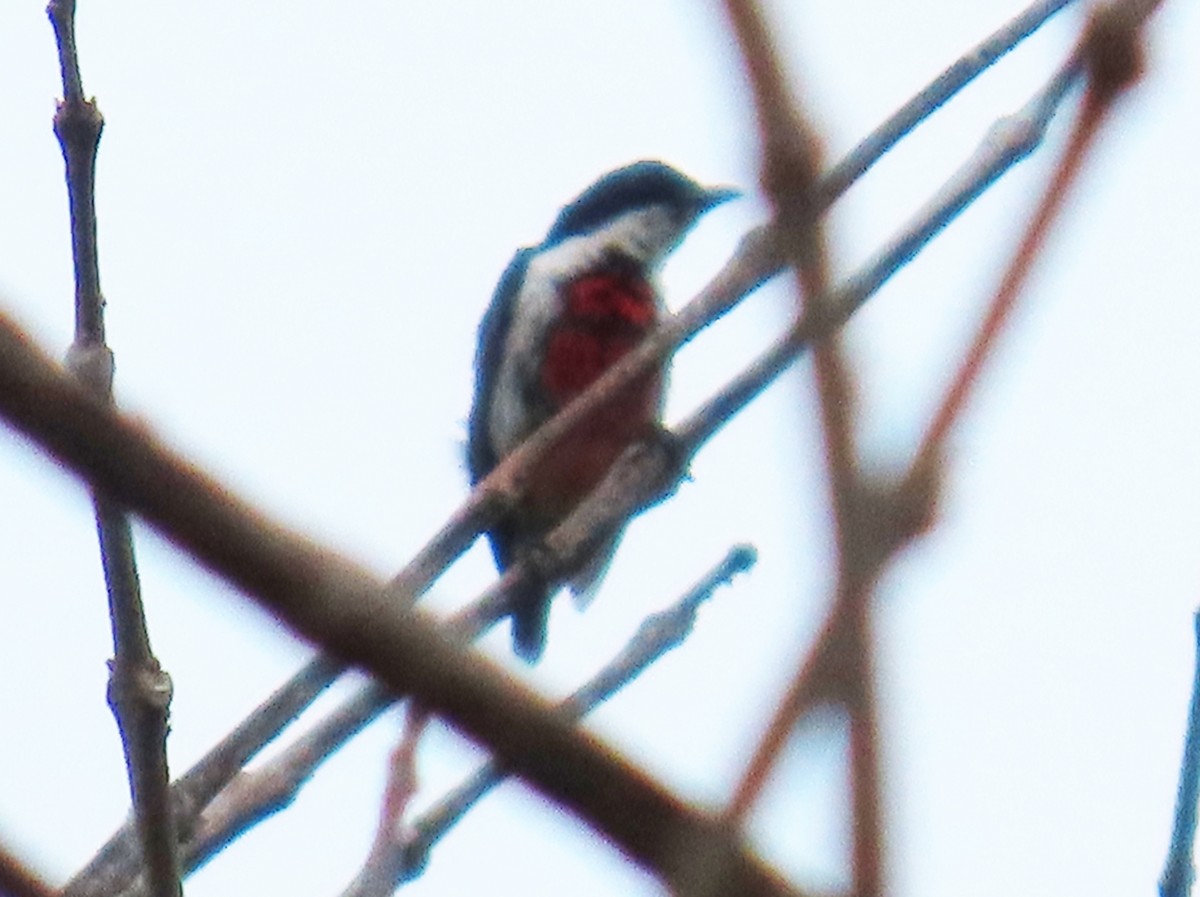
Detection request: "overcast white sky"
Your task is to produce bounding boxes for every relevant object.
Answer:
[1,2,1199,896]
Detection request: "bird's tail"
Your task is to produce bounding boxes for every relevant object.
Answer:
[510,583,551,663]
[509,530,625,660]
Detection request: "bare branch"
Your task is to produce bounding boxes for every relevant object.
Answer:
[0,843,57,897]
[713,5,1110,893]
[680,44,1083,458]
[914,0,1149,478]
[1160,610,1200,897]
[341,546,758,897]
[718,53,1082,830]
[0,315,798,897]
[66,655,344,897]
[819,0,1079,205]
[46,1,180,896]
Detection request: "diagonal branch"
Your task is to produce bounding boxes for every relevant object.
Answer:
[0,843,57,897]
[380,0,1078,614]
[64,654,344,897]
[720,0,886,890]
[1160,610,1200,897]
[722,6,1156,895]
[0,312,800,897]
[718,42,1081,827]
[913,0,1150,478]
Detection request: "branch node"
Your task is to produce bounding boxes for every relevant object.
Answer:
[1082,2,1148,103]
[66,341,114,399]
[52,96,104,158]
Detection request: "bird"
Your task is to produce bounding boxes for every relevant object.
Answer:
[467,160,737,661]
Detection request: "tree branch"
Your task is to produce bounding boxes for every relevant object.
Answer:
[47,2,180,896]
[0,843,57,897]
[0,314,798,897]
[339,546,757,897]
[1160,610,1200,897]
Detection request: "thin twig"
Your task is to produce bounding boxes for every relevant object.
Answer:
[149,682,393,893]
[723,3,1154,885]
[122,549,754,897]
[0,843,57,897]
[714,43,1095,833]
[46,2,180,896]
[818,0,1079,205]
[1160,610,1200,897]
[68,655,344,897]
[912,2,1147,478]
[340,546,758,897]
[678,49,1083,456]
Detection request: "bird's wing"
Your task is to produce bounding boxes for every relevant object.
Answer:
[467,247,533,486]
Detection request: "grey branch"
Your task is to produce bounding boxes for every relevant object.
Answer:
[47,1,181,896]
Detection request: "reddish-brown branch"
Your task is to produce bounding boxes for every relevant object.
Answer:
[719,11,889,895]
[914,4,1148,478]
[844,597,882,897]
[0,844,57,897]
[724,593,855,821]
[370,705,430,867]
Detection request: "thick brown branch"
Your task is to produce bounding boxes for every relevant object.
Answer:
[0,316,797,897]
[914,1,1151,478]
[0,844,57,897]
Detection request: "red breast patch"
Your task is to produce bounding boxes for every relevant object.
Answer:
[540,273,657,404]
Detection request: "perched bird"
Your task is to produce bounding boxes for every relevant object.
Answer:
[467,160,737,661]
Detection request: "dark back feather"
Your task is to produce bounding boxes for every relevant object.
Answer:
[467,247,533,487]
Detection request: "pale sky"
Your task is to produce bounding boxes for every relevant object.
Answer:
[1,2,1199,896]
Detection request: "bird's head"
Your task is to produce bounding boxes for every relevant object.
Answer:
[541,161,738,267]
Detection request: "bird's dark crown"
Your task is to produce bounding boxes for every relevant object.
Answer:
[543,160,728,246]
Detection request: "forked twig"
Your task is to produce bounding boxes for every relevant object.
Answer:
[339,546,757,897]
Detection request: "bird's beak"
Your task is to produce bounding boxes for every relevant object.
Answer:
[700,185,740,211]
